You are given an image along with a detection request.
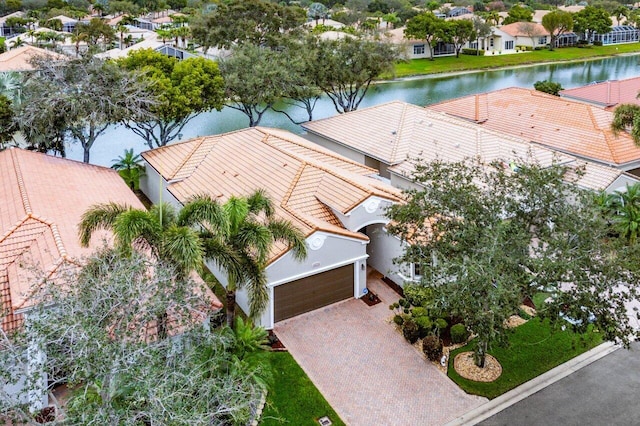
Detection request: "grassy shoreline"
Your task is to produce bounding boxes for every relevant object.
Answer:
[392,43,640,79]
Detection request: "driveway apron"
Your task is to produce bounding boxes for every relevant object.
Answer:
[275,273,486,426]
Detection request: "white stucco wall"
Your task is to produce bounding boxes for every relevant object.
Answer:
[302,132,367,164]
[366,223,408,287]
[608,174,640,192]
[390,172,423,191]
[332,196,394,232]
[206,231,369,329]
[139,163,182,209]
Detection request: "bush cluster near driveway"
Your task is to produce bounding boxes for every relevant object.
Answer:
[261,351,345,426]
[447,317,602,399]
[393,44,640,78]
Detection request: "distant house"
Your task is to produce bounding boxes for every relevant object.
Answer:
[140,127,401,329]
[0,11,26,37]
[590,25,639,45]
[49,15,78,32]
[559,76,640,111]
[387,26,455,59]
[448,6,471,17]
[429,87,640,174]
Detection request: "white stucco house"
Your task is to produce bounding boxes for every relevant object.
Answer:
[140,127,402,329]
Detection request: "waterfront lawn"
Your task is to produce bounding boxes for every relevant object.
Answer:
[447,317,602,399]
[261,351,345,426]
[394,43,640,78]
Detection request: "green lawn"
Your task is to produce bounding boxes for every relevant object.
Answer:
[260,351,344,426]
[393,43,640,78]
[447,318,602,399]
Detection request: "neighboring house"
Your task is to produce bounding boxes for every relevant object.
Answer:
[559,76,640,111]
[0,148,147,409]
[448,6,471,17]
[302,100,636,192]
[49,15,78,33]
[302,100,639,281]
[0,46,66,72]
[139,127,402,329]
[387,27,455,59]
[429,87,640,174]
[0,11,25,37]
[498,22,550,49]
[590,25,639,45]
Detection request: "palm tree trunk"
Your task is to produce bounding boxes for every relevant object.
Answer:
[226,290,236,328]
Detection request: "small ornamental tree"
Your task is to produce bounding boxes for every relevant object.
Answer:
[387,158,640,368]
[534,80,564,96]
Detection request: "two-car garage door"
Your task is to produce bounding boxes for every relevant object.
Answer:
[274,264,354,323]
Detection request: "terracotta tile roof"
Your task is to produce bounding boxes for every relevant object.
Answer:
[428,87,640,167]
[499,22,549,37]
[304,100,564,168]
[0,148,146,332]
[0,46,66,72]
[142,127,401,263]
[559,77,640,110]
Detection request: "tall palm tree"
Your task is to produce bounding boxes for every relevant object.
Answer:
[183,190,307,328]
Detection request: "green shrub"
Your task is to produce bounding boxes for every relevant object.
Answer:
[434,318,448,333]
[393,314,404,326]
[414,315,433,338]
[534,80,563,96]
[411,307,428,317]
[422,335,443,361]
[450,323,469,344]
[593,40,603,46]
[461,47,484,56]
[516,45,533,51]
[404,285,434,307]
[402,319,420,343]
[398,298,409,308]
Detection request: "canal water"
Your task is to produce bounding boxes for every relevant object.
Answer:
[68,54,640,166]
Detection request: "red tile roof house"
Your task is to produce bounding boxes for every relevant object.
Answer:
[0,148,221,411]
[302,100,639,282]
[140,127,402,329]
[559,76,640,111]
[428,87,640,175]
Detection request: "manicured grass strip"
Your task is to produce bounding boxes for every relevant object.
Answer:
[447,318,602,399]
[261,351,345,426]
[393,43,640,78]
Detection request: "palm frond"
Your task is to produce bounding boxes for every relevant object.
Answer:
[113,209,163,254]
[200,238,245,285]
[246,189,274,218]
[267,219,308,262]
[177,194,229,236]
[162,225,205,277]
[236,222,272,264]
[240,258,269,319]
[149,202,177,229]
[78,203,130,247]
[224,196,250,235]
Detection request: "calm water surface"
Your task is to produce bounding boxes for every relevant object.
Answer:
[69,54,640,166]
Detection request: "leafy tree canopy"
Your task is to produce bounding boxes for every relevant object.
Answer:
[534,79,563,96]
[404,12,448,60]
[387,158,640,367]
[573,5,612,41]
[117,49,225,148]
[190,0,306,50]
[502,4,533,25]
[542,9,574,50]
[0,249,266,425]
[0,94,15,146]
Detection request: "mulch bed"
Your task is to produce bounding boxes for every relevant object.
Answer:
[268,331,287,351]
[454,352,502,382]
[361,291,381,306]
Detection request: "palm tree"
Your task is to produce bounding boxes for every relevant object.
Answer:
[185,190,307,328]
[79,201,221,278]
[115,22,129,49]
[0,72,23,104]
[111,148,145,190]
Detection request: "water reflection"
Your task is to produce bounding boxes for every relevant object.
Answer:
[68,54,640,166]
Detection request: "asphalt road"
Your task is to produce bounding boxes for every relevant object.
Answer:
[479,343,640,426]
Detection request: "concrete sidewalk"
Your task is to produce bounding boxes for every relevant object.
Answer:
[446,341,619,426]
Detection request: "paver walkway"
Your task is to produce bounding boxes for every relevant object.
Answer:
[275,271,486,426]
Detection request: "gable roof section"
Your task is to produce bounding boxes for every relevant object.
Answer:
[428,87,640,167]
[499,22,549,37]
[559,77,640,110]
[142,127,401,263]
[0,148,145,332]
[0,46,66,72]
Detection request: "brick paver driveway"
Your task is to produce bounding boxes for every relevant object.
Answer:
[275,272,486,426]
